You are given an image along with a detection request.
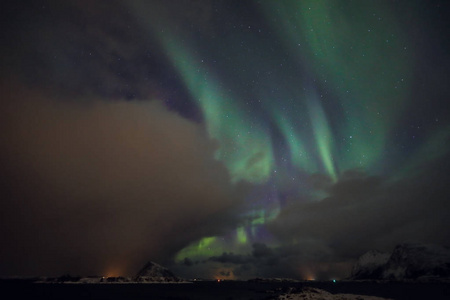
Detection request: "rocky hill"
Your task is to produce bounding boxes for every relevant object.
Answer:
[134,261,181,282]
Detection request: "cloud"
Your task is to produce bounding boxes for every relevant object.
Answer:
[0,81,241,276]
[209,252,251,265]
[252,242,273,258]
[208,243,278,266]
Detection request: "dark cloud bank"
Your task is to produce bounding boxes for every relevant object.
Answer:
[0,82,242,276]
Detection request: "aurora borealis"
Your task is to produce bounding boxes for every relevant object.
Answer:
[1,0,449,280]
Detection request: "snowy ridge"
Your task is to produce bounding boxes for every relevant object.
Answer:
[351,250,390,279]
[382,243,450,280]
[276,287,392,300]
[351,243,450,281]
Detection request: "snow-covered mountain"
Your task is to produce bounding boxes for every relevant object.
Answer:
[351,250,390,279]
[134,261,181,282]
[382,243,450,280]
[351,243,450,280]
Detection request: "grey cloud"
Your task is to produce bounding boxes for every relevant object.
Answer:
[209,252,251,265]
[252,242,273,258]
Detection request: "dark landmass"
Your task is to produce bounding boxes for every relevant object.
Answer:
[2,255,449,299]
[1,279,449,300]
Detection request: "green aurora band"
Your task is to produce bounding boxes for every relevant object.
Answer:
[161,39,275,184]
[261,0,413,176]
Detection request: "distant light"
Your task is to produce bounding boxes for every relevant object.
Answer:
[333,279,336,283]
[217,279,221,283]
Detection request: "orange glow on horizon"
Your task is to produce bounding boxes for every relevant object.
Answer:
[214,267,235,281]
[298,264,316,281]
[103,266,123,278]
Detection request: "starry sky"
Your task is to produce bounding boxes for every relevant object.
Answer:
[1,0,449,280]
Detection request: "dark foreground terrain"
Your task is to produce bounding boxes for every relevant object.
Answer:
[1,279,449,300]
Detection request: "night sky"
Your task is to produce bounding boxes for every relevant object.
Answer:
[1,0,449,280]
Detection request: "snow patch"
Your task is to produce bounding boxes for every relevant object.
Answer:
[276,287,393,300]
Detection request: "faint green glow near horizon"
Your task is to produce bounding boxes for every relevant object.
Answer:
[237,227,248,244]
[175,236,220,262]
